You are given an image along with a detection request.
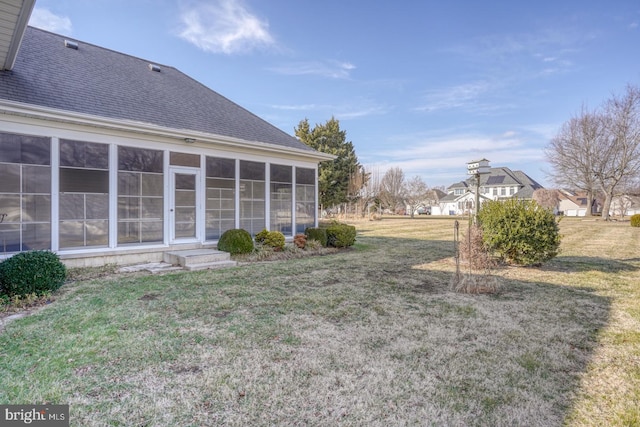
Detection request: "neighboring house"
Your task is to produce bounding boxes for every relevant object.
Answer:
[609,194,640,217]
[434,166,543,216]
[557,190,601,217]
[0,4,332,266]
[410,188,446,215]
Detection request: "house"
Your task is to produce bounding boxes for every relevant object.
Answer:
[0,3,332,266]
[609,194,640,218]
[433,166,543,216]
[557,190,601,217]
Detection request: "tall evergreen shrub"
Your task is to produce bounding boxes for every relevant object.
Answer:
[477,199,561,266]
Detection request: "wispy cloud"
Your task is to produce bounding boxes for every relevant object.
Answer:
[415,81,510,114]
[177,0,274,54]
[269,60,356,79]
[269,99,388,120]
[29,8,72,35]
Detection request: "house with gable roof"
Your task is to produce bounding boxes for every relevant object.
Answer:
[0,2,333,266]
[432,165,543,216]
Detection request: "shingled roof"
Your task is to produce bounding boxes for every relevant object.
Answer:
[0,26,316,153]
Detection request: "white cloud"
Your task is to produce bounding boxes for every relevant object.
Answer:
[269,60,356,79]
[177,0,274,54]
[414,81,509,113]
[29,8,72,35]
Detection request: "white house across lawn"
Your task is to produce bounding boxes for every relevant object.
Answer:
[0,7,332,267]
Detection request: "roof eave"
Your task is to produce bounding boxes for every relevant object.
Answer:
[2,0,36,70]
[0,99,335,162]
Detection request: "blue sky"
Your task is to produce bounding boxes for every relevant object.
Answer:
[29,0,640,188]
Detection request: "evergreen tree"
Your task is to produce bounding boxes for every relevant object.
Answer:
[295,117,363,209]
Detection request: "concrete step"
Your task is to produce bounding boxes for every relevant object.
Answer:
[163,249,237,270]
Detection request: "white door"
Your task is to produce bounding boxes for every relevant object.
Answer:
[169,168,200,243]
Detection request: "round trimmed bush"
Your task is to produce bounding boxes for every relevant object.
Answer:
[255,228,270,243]
[305,227,328,247]
[263,231,285,251]
[217,229,254,255]
[0,250,66,297]
[326,222,357,248]
[631,214,640,227]
[477,199,561,266]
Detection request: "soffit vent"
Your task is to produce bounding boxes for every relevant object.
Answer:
[149,64,161,72]
[64,40,79,50]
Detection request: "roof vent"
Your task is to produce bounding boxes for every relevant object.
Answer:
[64,40,78,50]
[149,64,161,72]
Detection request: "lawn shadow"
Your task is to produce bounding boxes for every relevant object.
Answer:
[542,255,639,273]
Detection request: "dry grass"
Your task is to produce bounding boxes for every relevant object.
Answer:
[0,216,638,426]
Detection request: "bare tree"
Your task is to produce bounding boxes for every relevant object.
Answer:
[380,167,405,213]
[545,107,603,216]
[546,85,640,220]
[404,176,429,218]
[594,85,640,220]
[355,165,381,218]
[532,188,560,212]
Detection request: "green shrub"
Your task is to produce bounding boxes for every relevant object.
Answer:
[217,229,254,255]
[477,199,561,266]
[305,227,328,247]
[326,222,357,248]
[262,231,285,251]
[0,250,66,297]
[255,228,270,243]
[631,214,640,227]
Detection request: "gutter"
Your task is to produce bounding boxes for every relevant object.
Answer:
[0,99,336,162]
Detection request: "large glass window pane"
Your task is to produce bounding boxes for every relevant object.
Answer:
[206,157,236,240]
[270,164,292,235]
[295,167,316,234]
[59,140,109,249]
[0,135,52,254]
[117,147,164,245]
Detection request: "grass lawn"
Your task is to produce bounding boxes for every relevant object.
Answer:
[1,217,639,426]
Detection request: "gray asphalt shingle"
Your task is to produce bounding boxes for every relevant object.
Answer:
[0,27,314,153]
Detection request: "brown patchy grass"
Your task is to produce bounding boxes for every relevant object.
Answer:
[0,216,638,426]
